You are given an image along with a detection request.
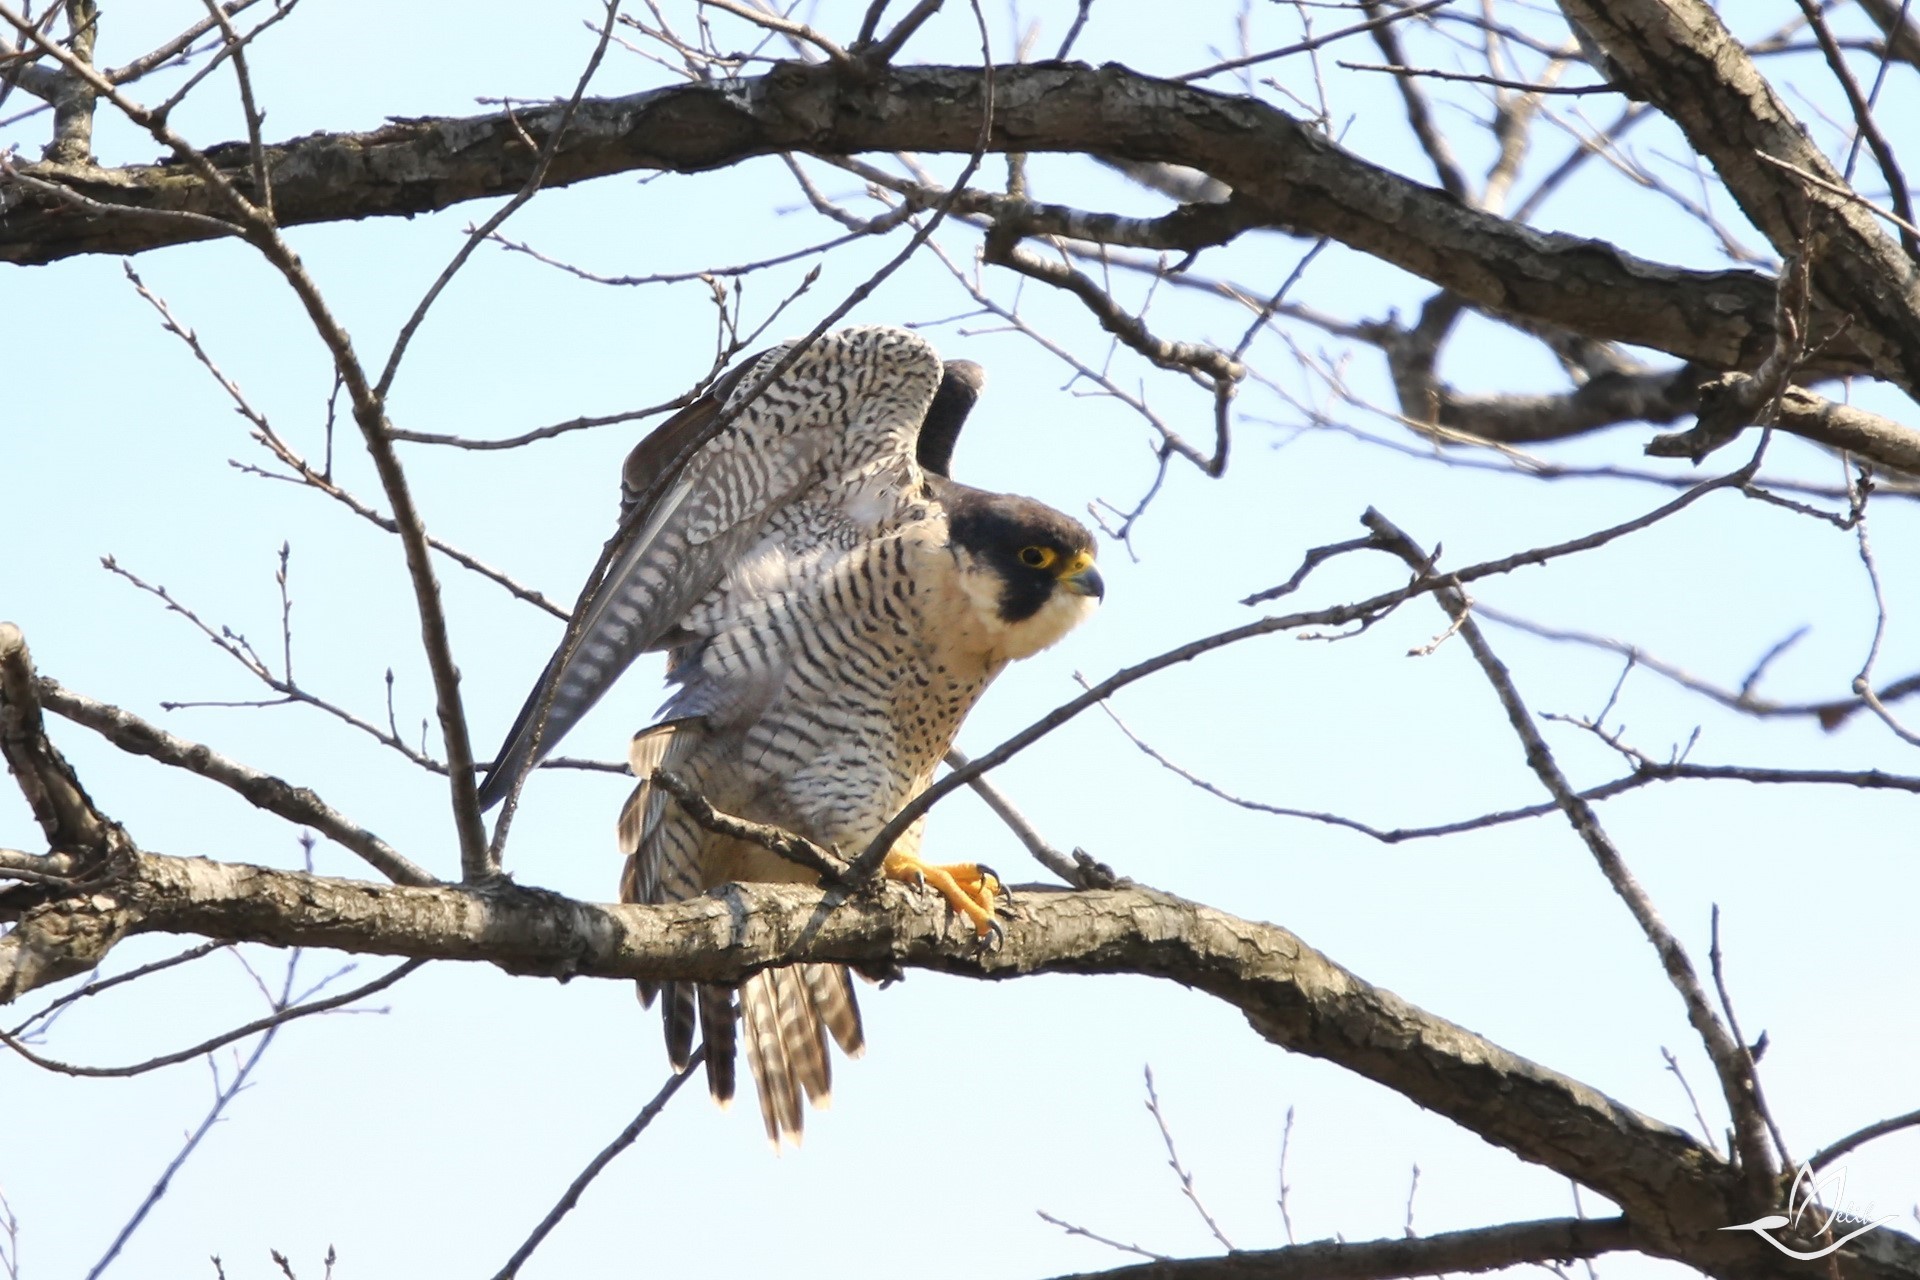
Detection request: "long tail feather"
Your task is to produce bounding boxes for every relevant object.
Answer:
[663,981,697,1072]
[741,972,802,1145]
[803,964,865,1058]
[699,984,738,1104]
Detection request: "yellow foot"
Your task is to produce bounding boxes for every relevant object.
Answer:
[883,852,1007,941]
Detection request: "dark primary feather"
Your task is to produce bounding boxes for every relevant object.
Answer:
[478,358,989,810]
[477,370,749,811]
[915,359,984,479]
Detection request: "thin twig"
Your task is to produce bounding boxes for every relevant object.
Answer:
[1810,1106,1920,1172]
[854,461,1760,878]
[1277,1104,1298,1244]
[103,0,264,83]
[1754,150,1920,241]
[651,769,846,882]
[9,942,230,1039]
[1035,1210,1169,1262]
[1175,0,1450,83]
[375,1,625,400]
[1708,906,1792,1169]
[1851,516,1920,746]
[490,1048,704,1280]
[1339,60,1618,95]
[199,0,270,218]
[943,746,1090,886]
[1143,1065,1235,1251]
[1362,507,1778,1200]
[1660,1046,1722,1154]
[3,959,421,1078]
[38,676,433,886]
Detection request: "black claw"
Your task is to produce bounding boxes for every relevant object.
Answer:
[979,918,1006,953]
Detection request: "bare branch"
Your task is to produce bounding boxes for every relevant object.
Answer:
[1810,1107,1920,1173]
[0,622,110,851]
[943,746,1103,888]
[1339,60,1617,96]
[36,675,432,887]
[858,462,1757,879]
[1174,0,1451,85]
[1360,508,1778,1201]
[650,768,847,882]
[1037,1209,1169,1263]
[1143,1065,1234,1251]
[0,65,1879,388]
[1042,1216,1634,1280]
[1,958,420,1078]
[490,1048,704,1280]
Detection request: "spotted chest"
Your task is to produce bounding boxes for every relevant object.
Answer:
[664,520,988,846]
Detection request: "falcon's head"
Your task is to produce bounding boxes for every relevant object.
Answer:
[945,489,1104,662]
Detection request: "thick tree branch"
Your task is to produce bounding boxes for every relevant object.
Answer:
[0,622,107,851]
[6,846,1919,1279]
[0,63,1880,384]
[1650,382,1920,476]
[42,0,97,165]
[1563,0,1920,389]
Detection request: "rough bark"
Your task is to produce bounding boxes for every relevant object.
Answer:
[0,622,109,849]
[5,844,1919,1280]
[0,63,1878,384]
[1563,0,1920,389]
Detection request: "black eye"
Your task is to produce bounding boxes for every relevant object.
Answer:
[1019,546,1055,569]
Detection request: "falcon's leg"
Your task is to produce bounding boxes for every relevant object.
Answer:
[881,852,1006,938]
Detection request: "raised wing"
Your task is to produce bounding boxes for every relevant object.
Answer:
[478,348,809,811]
[479,329,968,811]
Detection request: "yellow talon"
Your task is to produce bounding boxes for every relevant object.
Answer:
[882,852,1002,938]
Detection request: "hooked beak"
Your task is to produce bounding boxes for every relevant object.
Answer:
[1061,561,1105,600]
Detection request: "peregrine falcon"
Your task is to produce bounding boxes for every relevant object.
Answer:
[480,326,1103,1142]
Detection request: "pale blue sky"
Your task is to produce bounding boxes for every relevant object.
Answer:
[5,3,1917,1278]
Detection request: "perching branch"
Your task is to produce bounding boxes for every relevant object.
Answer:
[3,845,1913,1279]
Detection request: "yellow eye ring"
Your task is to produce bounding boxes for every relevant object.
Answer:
[1019,546,1056,570]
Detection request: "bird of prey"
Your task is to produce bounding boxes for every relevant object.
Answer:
[479,325,1103,1143]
